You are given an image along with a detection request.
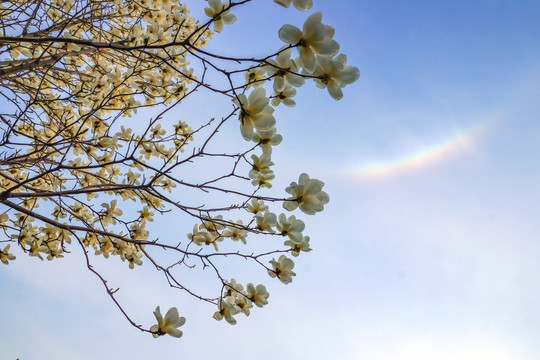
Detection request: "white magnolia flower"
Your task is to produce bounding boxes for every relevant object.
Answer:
[244,66,267,89]
[255,211,277,232]
[267,48,305,92]
[150,306,185,338]
[252,127,283,154]
[251,169,275,188]
[312,54,360,100]
[221,220,248,244]
[233,88,275,140]
[249,153,274,179]
[285,235,312,256]
[273,0,313,11]
[0,244,16,265]
[283,173,330,215]
[246,283,269,307]
[271,84,297,107]
[188,224,218,249]
[223,278,244,298]
[204,0,236,33]
[213,298,240,325]
[276,214,305,242]
[268,255,296,284]
[246,199,269,214]
[278,12,339,73]
[234,294,253,316]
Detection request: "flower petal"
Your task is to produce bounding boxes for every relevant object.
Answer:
[327,81,344,100]
[278,25,302,44]
[312,38,340,56]
[292,0,313,11]
[298,47,316,73]
[335,66,361,85]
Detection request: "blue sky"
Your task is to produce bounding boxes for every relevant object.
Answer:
[2,1,540,359]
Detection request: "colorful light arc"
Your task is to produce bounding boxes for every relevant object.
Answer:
[346,120,494,180]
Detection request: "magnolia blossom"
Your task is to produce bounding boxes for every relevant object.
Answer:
[101,200,123,225]
[271,84,297,107]
[244,66,267,89]
[223,278,244,298]
[276,214,305,242]
[246,199,269,214]
[223,279,252,316]
[252,127,283,154]
[273,0,312,11]
[283,173,330,215]
[278,12,339,73]
[126,251,143,269]
[204,0,236,33]
[234,294,253,316]
[213,298,240,325]
[233,88,276,140]
[187,224,217,249]
[221,220,248,244]
[266,48,305,92]
[137,206,154,223]
[255,211,277,232]
[312,54,360,100]
[246,283,270,307]
[249,153,274,187]
[268,255,296,284]
[150,306,185,338]
[249,154,274,177]
[129,222,149,241]
[251,170,275,188]
[0,245,16,265]
[285,235,312,257]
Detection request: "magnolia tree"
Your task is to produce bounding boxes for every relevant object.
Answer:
[0,0,359,337]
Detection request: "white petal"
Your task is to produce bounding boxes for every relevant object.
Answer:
[285,73,305,87]
[335,66,360,85]
[299,46,316,73]
[292,0,312,11]
[303,12,325,42]
[248,88,268,112]
[233,93,247,107]
[213,21,224,33]
[312,39,340,56]
[222,12,236,24]
[274,0,292,8]
[240,120,254,140]
[283,200,299,212]
[317,191,330,204]
[282,98,296,107]
[304,179,324,194]
[273,77,285,92]
[325,25,335,38]
[278,25,302,44]
[275,47,292,66]
[252,112,276,130]
[327,81,343,100]
[333,53,347,68]
[204,7,215,17]
[163,307,180,324]
[208,0,221,10]
[167,328,183,338]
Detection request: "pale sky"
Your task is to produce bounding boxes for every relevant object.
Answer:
[2,1,540,359]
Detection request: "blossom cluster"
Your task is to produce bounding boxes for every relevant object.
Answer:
[213,280,270,325]
[0,0,358,338]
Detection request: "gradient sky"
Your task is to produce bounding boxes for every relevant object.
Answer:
[2,1,540,359]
